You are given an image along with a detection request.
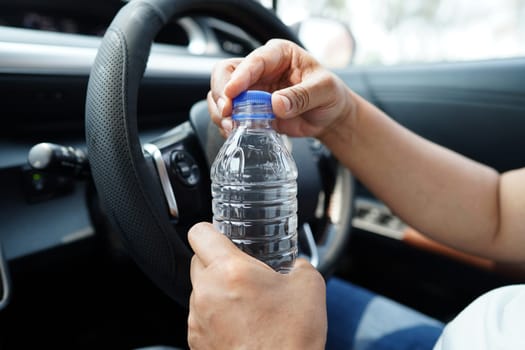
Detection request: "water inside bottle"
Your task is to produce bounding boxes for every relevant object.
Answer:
[210,90,298,273]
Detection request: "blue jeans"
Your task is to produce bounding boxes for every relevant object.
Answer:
[326,278,444,350]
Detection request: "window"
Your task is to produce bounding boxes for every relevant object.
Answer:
[276,0,525,66]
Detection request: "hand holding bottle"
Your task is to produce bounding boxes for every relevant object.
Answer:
[208,39,356,140]
[187,222,327,350]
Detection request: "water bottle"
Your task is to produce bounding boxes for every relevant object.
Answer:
[210,90,298,273]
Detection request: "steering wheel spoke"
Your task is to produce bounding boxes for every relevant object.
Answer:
[144,122,212,229]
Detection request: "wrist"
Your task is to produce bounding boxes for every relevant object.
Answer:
[318,88,359,151]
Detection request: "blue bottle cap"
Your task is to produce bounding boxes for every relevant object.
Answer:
[232,90,275,120]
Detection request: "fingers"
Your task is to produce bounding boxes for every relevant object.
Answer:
[209,39,332,118]
[291,258,326,297]
[210,58,241,117]
[295,257,313,267]
[190,254,205,285]
[292,257,317,272]
[208,57,241,136]
[188,222,239,267]
[290,258,321,276]
[223,39,292,99]
[187,291,202,350]
[207,91,232,136]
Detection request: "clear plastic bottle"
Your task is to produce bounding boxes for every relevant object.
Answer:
[210,90,298,273]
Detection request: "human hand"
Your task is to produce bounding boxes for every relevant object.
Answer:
[208,39,355,140]
[187,222,327,350]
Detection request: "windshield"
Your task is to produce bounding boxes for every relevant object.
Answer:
[271,0,525,66]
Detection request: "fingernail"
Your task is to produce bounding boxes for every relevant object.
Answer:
[217,98,226,116]
[221,118,233,134]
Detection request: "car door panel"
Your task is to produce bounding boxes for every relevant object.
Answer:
[340,59,525,172]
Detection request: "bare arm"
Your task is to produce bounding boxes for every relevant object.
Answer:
[320,91,525,263]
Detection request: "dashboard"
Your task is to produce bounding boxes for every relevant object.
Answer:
[0,0,121,36]
[0,0,189,46]
[1,10,109,37]
[0,8,190,46]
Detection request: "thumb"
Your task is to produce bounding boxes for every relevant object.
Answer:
[272,72,334,118]
[188,222,239,267]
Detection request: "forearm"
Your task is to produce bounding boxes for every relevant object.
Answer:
[320,90,504,259]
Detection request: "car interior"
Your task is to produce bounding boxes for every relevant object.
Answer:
[1,0,524,348]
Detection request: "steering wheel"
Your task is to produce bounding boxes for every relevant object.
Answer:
[85,0,353,306]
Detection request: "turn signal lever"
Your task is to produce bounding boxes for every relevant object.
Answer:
[28,142,89,179]
[28,142,90,179]
[25,143,90,202]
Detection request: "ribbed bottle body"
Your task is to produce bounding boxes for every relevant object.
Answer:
[211,122,298,273]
